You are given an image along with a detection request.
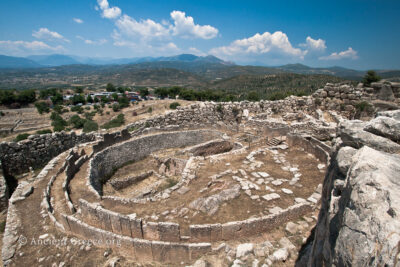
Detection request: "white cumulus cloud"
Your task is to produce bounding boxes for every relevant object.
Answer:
[301,36,326,51]
[97,0,121,19]
[115,15,170,41]
[319,47,358,60]
[0,40,64,55]
[170,11,218,39]
[73,18,84,24]
[32,28,70,42]
[76,36,107,45]
[210,31,306,61]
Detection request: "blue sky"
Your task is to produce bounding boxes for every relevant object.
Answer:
[0,0,399,69]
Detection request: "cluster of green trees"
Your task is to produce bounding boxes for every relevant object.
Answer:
[106,83,132,93]
[154,86,240,102]
[0,89,36,107]
[49,111,99,133]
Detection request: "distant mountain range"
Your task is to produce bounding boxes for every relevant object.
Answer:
[0,54,399,89]
[0,54,229,68]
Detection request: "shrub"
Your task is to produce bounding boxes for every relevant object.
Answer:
[35,101,50,114]
[147,107,153,113]
[112,103,120,112]
[69,115,86,129]
[83,120,99,133]
[84,111,96,120]
[106,83,116,92]
[247,91,260,101]
[101,114,125,129]
[118,96,130,108]
[14,133,30,142]
[363,70,381,86]
[355,101,373,112]
[50,112,67,132]
[85,106,91,110]
[35,129,52,135]
[70,94,86,105]
[70,105,83,114]
[53,104,65,114]
[169,102,180,109]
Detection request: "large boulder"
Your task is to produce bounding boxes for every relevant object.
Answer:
[303,145,400,266]
[340,120,400,153]
[364,116,400,142]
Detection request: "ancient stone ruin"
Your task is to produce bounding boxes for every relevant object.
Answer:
[1,82,399,266]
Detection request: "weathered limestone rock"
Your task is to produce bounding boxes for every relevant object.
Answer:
[364,115,400,142]
[336,146,357,175]
[305,146,400,266]
[340,120,400,153]
[236,243,254,258]
[189,185,240,215]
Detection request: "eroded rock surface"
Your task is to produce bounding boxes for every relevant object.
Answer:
[300,113,400,266]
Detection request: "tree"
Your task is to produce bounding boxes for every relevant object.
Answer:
[363,70,381,86]
[39,88,58,100]
[154,88,169,98]
[106,83,116,92]
[247,91,260,102]
[140,88,149,98]
[111,93,119,101]
[70,94,86,105]
[118,96,129,108]
[168,86,182,98]
[35,101,50,114]
[117,87,126,93]
[16,89,36,105]
[86,95,94,103]
[0,90,16,105]
[50,92,63,105]
[74,87,84,94]
[50,112,67,132]
[69,114,86,129]
[83,120,98,133]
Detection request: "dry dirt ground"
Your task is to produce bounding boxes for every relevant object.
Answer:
[68,130,324,236]
[0,99,191,142]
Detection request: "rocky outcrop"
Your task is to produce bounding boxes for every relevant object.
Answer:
[299,110,400,266]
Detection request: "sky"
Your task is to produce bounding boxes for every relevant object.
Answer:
[0,0,399,69]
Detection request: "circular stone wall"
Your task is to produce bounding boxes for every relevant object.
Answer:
[89,130,223,195]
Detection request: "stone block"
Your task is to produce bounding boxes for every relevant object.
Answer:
[106,210,123,235]
[143,222,160,240]
[133,238,153,262]
[167,243,190,263]
[151,241,171,262]
[210,223,222,242]
[120,216,132,237]
[189,243,212,261]
[158,222,180,242]
[66,216,85,237]
[95,207,113,232]
[242,217,263,236]
[221,221,243,240]
[190,224,211,242]
[130,218,143,238]
[118,236,135,257]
